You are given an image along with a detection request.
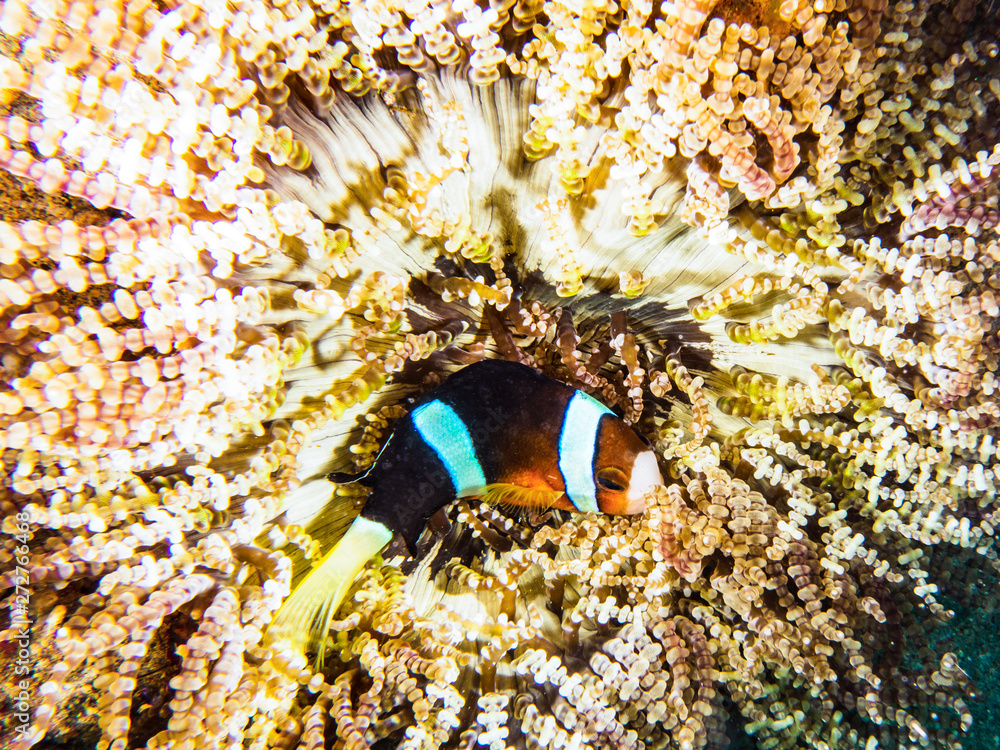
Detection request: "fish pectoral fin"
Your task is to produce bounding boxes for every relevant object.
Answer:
[477,483,566,509]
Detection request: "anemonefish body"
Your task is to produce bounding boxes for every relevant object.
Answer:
[269,359,662,654]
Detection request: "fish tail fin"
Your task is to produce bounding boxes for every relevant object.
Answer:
[267,516,393,662]
[478,483,565,510]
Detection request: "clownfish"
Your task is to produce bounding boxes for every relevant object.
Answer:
[269,359,662,653]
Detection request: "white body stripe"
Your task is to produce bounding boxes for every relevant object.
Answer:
[558,391,612,512]
[411,399,486,496]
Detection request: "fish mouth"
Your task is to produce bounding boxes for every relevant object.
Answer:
[624,450,663,514]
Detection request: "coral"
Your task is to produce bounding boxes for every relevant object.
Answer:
[0,0,998,749]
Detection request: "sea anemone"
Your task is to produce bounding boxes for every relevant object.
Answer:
[0,0,998,748]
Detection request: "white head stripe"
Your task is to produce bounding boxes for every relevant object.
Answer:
[411,399,486,496]
[558,391,613,513]
[625,450,663,514]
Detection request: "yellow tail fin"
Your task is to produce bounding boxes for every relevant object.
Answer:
[267,516,393,660]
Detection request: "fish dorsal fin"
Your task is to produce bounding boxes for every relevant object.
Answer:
[327,430,400,486]
[327,467,374,485]
[477,483,565,509]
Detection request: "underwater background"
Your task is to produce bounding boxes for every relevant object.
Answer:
[1,0,1000,748]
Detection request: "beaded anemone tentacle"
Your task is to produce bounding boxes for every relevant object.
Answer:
[0,0,997,748]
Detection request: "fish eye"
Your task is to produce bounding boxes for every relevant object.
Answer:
[596,467,629,492]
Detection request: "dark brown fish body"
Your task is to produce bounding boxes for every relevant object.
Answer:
[268,359,662,656]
